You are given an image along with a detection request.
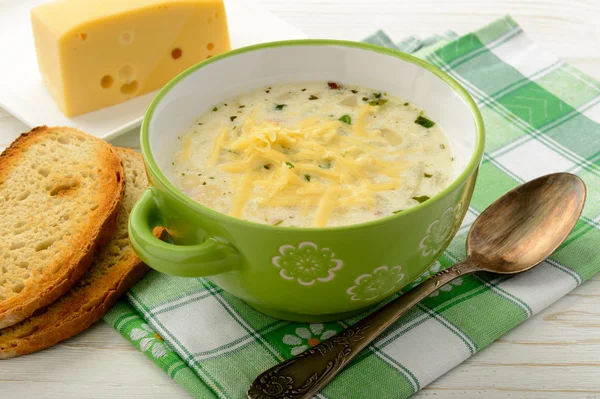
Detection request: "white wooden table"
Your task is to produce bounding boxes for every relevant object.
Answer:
[1,1,600,398]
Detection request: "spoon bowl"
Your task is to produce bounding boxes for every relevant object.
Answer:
[468,173,586,274]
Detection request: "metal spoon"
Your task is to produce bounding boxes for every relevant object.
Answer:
[247,172,586,399]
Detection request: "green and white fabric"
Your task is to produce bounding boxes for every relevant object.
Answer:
[104,16,600,398]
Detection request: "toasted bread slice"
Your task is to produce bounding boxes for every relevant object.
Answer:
[0,126,125,329]
[0,148,156,358]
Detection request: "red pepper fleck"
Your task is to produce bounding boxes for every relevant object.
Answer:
[171,48,182,60]
[327,81,341,90]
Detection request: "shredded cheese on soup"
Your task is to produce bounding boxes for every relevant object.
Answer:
[173,82,454,227]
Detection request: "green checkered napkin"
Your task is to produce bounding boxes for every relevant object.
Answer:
[104,16,600,398]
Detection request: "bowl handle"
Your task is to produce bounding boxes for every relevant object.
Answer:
[129,188,240,277]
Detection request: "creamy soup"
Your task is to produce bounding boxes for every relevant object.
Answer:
[172,82,454,227]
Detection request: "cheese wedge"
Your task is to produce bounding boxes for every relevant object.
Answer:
[31,0,231,117]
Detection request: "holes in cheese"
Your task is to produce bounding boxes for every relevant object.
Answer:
[120,81,139,95]
[117,64,136,83]
[120,31,134,45]
[171,48,183,60]
[100,75,114,89]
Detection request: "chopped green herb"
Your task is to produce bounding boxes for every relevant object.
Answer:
[285,162,295,169]
[233,126,237,130]
[368,99,388,106]
[198,122,203,125]
[197,173,202,176]
[415,116,436,128]
[309,95,319,100]
[224,103,228,106]
[181,173,185,176]
[304,174,311,182]
[373,92,382,98]
[273,220,284,226]
[351,89,358,94]
[362,97,369,101]
[419,110,424,116]
[424,173,433,178]
[239,105,245,108]
[265,90,270,93]
[302,88,307,91]
[393,209,403,214]
[264,164,272,170]
[209,177,214,179]
[404,102,409,106]
[451,157,455,161]
[412,195,430,203]
[274,104,286,110]
[171,162,174,165]
[319,162,333,169]
[202,182,207,186]
[212,106,218,112]
[230,116,237,121]
[237,111,242,114]
[339,114,352,125]
[440,144,446,149]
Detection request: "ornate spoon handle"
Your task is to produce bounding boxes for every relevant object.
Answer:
[247,260,479,399]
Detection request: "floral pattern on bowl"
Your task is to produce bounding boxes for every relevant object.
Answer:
[272,242,343,286]
[347,265,405,301]
[420,202,463,257]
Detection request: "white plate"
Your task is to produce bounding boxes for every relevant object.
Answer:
[0,0,307,141]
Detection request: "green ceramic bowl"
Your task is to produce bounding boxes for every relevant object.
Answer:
[129,40,485,322]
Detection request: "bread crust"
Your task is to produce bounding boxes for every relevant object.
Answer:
[0,126,125,329]
[0,254,151,359]
[0,148,159,359]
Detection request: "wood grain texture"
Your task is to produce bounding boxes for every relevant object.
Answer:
[1,0,599,397]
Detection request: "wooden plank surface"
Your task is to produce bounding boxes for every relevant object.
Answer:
[1,1,599,397]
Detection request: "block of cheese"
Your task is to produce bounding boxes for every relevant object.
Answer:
[31,0,231,117]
